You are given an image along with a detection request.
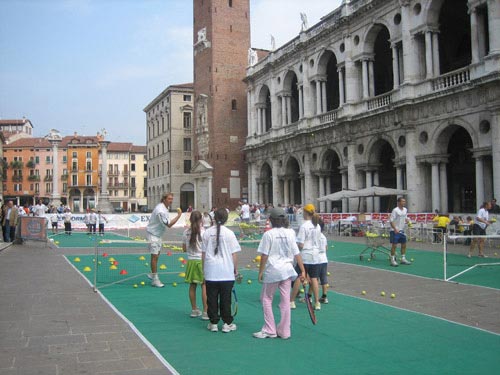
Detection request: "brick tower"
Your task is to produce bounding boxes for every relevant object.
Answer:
[192,0,249,211]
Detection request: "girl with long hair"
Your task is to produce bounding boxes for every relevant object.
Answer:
[202,208,241,333]
[182,210,208,320]
[290,204,322,310]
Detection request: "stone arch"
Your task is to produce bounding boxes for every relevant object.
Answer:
[435,123,476,212]
[257,84,272,132]
[259,161,273,204]
[363,23,393,95]
[321,148,343,212]
[284,155,302,205]
[283,70,300,123]
[317,49,340,111]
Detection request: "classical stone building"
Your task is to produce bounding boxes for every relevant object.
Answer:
[144,83,195,211]
[191,0,249,211]
[245,0,500,213]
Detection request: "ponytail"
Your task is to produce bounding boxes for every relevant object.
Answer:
[213,208,228,255]
[311,213,320,227]
[189,211,203,248]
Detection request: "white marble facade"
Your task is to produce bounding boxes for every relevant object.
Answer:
[245,0,500,213]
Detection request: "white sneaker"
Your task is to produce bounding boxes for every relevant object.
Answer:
[190,309,202,318]
[222,323,237,333]
[207,323,218,332]
[151,278,164,288]
[400,258,412,265]
[253,331,277,339]
[290,301,296,309]
[314,302,321,311]
[201,312,209,320]
[390,259,399,267]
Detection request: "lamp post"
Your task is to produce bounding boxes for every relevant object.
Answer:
[45,129,62,208]
[97,130,113,213]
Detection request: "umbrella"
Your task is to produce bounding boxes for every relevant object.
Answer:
[318,186,407,202]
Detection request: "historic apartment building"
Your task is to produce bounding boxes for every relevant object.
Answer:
[102,143,147,212]
[2,128,146,212]
[245,0,500,213]
[191,0,249,211]
[144,83,195,211]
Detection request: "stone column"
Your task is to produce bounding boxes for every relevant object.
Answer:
[272,159,280,206]
[280,96,286,126]
[487,0,500,54]
[368,60,375,97]
[439,162,448,213]
[289,178,295,205]
[247,88,253,137]
[373,171,380,212]
[347,142,358,210]
[298,85,304,118]
[341,170,348,212]
[286,96,292,124]
[400,1,417,83]
[207,176,213,210]
[316,81,322,114]
[475,156,485,209]
[470,7,480,64]
[362,59,369,99]
[425,31,434,79]
[326,177,332,213]
[338,68,345,105]
[262,107,267,132]
[284,178,289,206]
[396,166,403,190]
[301,175,306,206]
[431,162,440,212]
[492,111,500,199]
[365,170,373,213]
[303,154,314,205]
[319,175,325,213]
[98,140,113,213]
[392,44,400,88]
[45,131,62,208]
[193,178,198,210]
[321,81,327,113]
[257,107,262,134]
[432,32,440,76]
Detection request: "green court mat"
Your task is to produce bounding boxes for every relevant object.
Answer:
[330,241,500,289]
[67,257,500,375]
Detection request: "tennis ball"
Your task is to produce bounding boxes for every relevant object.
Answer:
[140,281,145,286]
[411,258,414,262]
[55,241,59,245]
[380,291,386,297]
[367,258,371,262]
[246,264,251,268]
[361,290,366,295]
[133,284,138,288]
[179,272,186,278]
[300,288,305,293]
[139,256,146,260]
[390,293,396,299]
[494,253,498,256]
[247,279,252,284]
[83,266,91,272]
[159,264,167,270]
[172,282,178,287]
[74,257,81,262]
[327,271,331,276]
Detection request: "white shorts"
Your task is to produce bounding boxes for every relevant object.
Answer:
[147,233,162,255]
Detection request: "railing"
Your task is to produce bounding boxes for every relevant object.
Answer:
[367,92,392,110]
[12,175,23,182]
[28,175,40,181]
[319,108,340,124]
[431,66,470,91]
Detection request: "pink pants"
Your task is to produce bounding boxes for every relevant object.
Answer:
[260,278,292,338]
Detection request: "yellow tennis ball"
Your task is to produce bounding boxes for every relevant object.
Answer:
[172,282,178,287]
[361,290,366,295]
[380,291,386,297]
[390,293,396,299]
[247,279,252,284]
[133,284,138,288]
[140,281,145,286]
[327,271,331,276]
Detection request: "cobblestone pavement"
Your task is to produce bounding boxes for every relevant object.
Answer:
[0,230,498,374]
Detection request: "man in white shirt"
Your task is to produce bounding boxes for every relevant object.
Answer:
[240,200,250,223]
[33,200,48,217]
[389,197,411,267]
[469,201,492,258]
[146,192,182,287]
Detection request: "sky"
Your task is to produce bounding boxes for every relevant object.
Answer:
[0,0,342,145]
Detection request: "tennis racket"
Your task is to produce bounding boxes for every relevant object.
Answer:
[231,288,238,317]
[302,282,317,325]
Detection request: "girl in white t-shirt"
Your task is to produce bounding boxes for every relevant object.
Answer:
[253,208,305,339]
[290,203,322,310]
[182,211,208,320]
[202,208,241,333]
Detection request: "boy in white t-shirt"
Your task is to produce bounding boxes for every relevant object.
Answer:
[253,207,305,339]
[389,197,411,267]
